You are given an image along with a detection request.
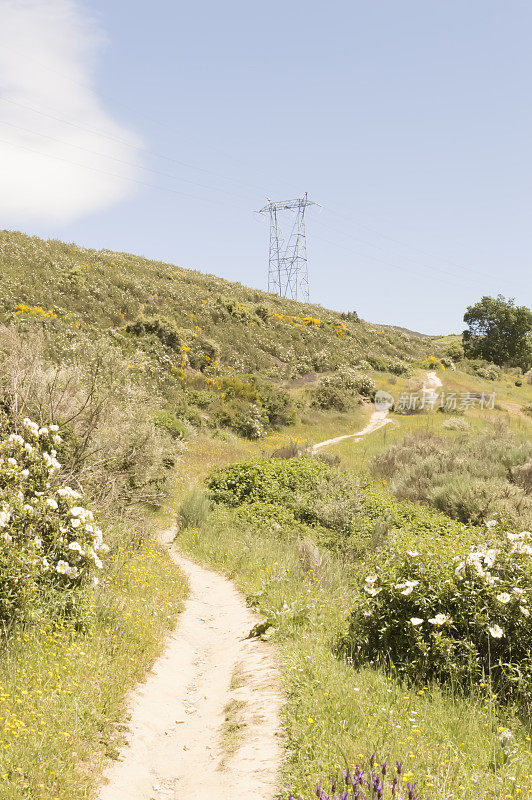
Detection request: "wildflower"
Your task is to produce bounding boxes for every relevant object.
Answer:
[496,592,511,604]
[407,550,419,557]
[512,587,526,597]
[486,520,498,528]
[489,624,504,638]
[365,586,381,597]
[365,575,378,584]
[7,457,17,466]
[68,541,84,555]
[410,618,424,626]
[0,508,11,527]
[49,424,59,432]
[24,442,34,454]
[8,434,24,446]
[46,498,58,510]
[428,613,448,626]
[70,518,81,528]
[520,605,530,617]
[57,486,82,499]
[56,560,70,575]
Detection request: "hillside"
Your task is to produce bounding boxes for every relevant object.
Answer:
[0,229,531,800]
[0,230,431,375]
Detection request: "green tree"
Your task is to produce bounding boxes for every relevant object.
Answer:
[462,295,532,370]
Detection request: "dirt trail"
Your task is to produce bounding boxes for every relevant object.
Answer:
[312,408,392,451]
[312,371,443,452]
[98,531,283,800]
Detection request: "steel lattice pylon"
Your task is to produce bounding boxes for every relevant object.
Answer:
[258,193,316,302]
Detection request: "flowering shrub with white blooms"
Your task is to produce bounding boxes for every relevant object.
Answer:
[342,522,532,710]
[0,416,108,626]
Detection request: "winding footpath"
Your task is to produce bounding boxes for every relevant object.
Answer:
[98,531,283,800]
[97,371,442,798]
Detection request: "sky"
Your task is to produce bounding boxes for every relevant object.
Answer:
[0,0,530,334]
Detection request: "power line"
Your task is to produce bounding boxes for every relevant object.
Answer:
[0,134,249,213]
[0,118,255,205]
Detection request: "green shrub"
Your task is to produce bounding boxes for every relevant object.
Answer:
[387,358,409,375]
[153,410,189,440]
[126,314,184,352]
[0,417,107,628]
[178,488,211,529]
[311,384,351,411]
[342,526,532,711]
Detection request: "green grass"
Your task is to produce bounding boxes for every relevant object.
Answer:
[0,535,187,800]
[177,512,532,800]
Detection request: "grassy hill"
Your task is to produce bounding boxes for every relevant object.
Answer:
[0,229,531,800]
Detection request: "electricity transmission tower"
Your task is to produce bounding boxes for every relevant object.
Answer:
[258,193,316,302]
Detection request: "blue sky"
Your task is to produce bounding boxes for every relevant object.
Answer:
[0,1,530,334]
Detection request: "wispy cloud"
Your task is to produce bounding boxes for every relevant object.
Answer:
[0,0,141,225]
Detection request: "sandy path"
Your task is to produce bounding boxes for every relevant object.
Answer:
[98,532,283,800]
[312,408,392,451]
[312,371,443,452]
[424,370,443,390]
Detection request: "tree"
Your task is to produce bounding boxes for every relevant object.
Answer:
[462,295,532,370]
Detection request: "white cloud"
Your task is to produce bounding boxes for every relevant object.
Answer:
[0,0,142,225]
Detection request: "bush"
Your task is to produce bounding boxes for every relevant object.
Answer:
[153,409,189,440]
[342,525,532,711]
[442,417,471,431]
[178,488,211,529]
[0,417,107,628]
[371,427,532,529]
[387,358,409,375]
[311,384,352,411]
[127,314,184,352]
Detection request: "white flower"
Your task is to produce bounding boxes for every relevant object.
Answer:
[70,518,81,528]
[91,576,99,588]
[486,520,498,528]
[513,587,526,597]
[365,574,378,584]
[93,554,103,570]
[8,434,24,446]
[38,427,49,436]
[33,537,42,548]
[42,557,49,570]
[22,418,39,434]
[512,543,532,556]
[400,586,414,596]
[56,560,70,575]
[364,585,381,597]
[520,606,530,617]
[7,457,17,467]
[52,435,62,445]
[99,543,109,554]
[410,617,424,626]
[0,509,12,527]
[489,624,504,638]
[21,469,29,477]
[45,498,58,510]
[496,592,511,604]
[429,614,448,626]
[407,550,419,557]
[23,504,34,514]
[2,532,12,542]
[57,486,81,499]
[49,424,59,432]
[68,541,84,555]
[484,549,497,568]
[24,442,34,454]
[508,531,531,542]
